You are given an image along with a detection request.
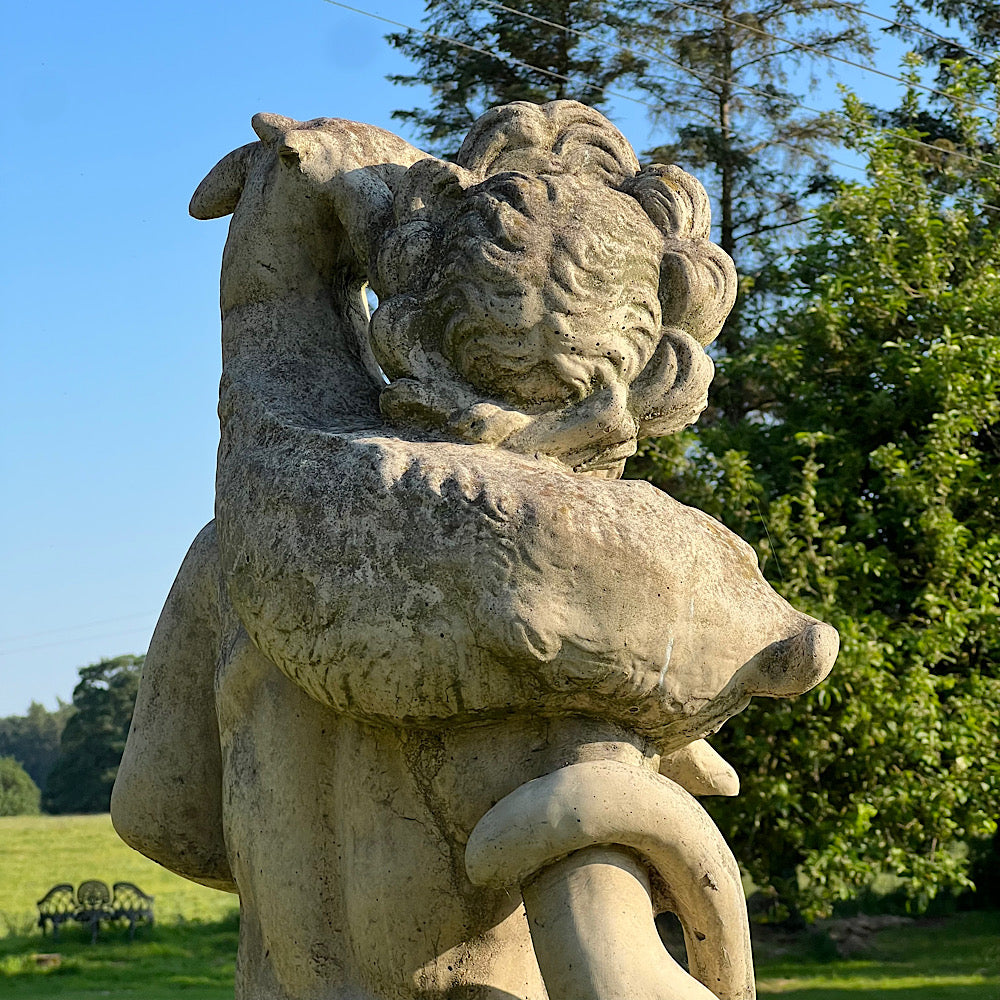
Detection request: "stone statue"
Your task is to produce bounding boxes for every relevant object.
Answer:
[112,101,838,1000]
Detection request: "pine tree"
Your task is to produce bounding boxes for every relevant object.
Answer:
[387,0,645,156]
[634,0,869,360]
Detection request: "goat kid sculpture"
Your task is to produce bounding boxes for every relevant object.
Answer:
[112,102,838,1000]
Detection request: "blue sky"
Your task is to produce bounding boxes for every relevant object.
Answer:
[0,0,906,716]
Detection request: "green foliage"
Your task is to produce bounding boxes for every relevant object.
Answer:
[0,701,74,795]
[43,656,143,815]
[0,759,40,817]
[633,62,1000,919]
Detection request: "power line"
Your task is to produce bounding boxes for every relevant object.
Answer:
[327,0,841,174]
[752,141,1000,216]
[663,0,1000,119]
[0,627,152,657]
[322,0,659,113]
[480,0,827,128]
[825,0,998,64]
[321,0,1000,201]
[466,0,1000,179]
[0,612,157,646]
[481,0,809,114]
[481,0,703,87]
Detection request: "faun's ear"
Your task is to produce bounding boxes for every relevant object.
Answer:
[659,239,738,347]
[628,327,715,438]
[189,142,256,220]
[624,164,712,240]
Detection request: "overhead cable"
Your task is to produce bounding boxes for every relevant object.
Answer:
[325,0,829,166]
[0,612,157,645]
[321,0,1000,205]
[477,0,1000,177]
[663,0,999,119]
[0,627,152,657]
[321,0,659,112]
[825,0,998,64]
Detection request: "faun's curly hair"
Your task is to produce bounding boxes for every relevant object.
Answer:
[368,101,736,474]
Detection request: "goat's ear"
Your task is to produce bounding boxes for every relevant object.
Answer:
[189,142,256,220]
[251,112,296,145]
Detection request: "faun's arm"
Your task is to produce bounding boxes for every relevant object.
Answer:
[112,522,236,892]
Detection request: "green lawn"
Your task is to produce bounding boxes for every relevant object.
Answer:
[0,814,238,997]
[0,814,236,935]
[0,917,238,998]
[1,815,996,998]
[755,910,1000,998]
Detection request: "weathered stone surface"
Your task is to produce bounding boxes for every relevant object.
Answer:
[112,101,838,1000]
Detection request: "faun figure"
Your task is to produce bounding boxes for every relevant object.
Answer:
[112,101,838,1000]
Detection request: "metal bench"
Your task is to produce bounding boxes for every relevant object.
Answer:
[36,880,155,943]
[111,881,155,940]
[76,880,113,944]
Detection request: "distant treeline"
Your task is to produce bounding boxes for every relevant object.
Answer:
[0,655,143,815]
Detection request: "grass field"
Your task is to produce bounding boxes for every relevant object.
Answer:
[0,814,236,935]
[754,911,999,998]
[1,815,997,998]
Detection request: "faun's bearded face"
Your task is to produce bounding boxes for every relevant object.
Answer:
[445,286,657,408]
[427,176,665,410]
[368,101,738,469]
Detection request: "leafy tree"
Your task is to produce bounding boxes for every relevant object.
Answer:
[871,4,999,177]
[892,0,1000,73]
[43,655,144,815]
[0,700,74,794]
[0,756,41,816]
[633,62,1000,918]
